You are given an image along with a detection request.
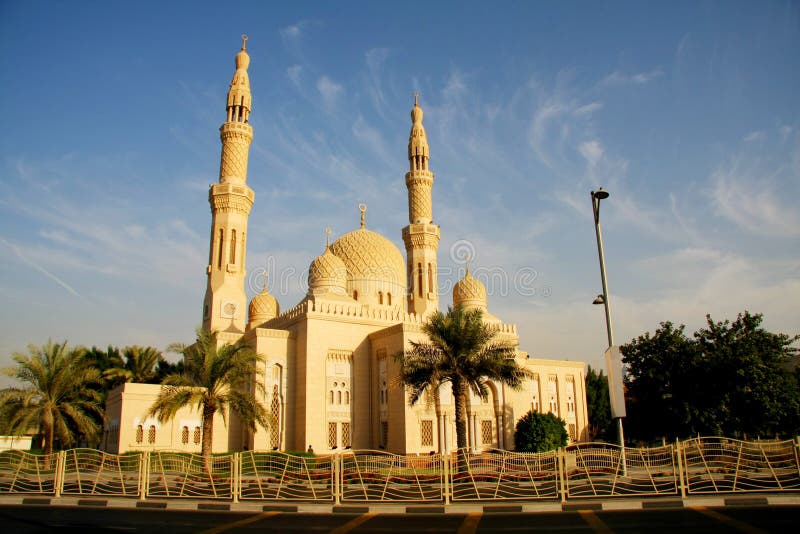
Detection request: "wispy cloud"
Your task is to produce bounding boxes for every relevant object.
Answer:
[316,75,343,111]
[579,140,604,167]
[1,237,81,297]
[364,48,390,115]
[280,22,306,40]
[287,65,303,87]
[573,101,603,116]
[743,130,765,142]
[711,162,800,237]
[600,68,664,86]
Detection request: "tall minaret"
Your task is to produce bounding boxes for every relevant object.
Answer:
[402,93,440,315]
[202,36,255,333]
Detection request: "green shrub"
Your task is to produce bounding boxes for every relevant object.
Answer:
[514,411,568,452]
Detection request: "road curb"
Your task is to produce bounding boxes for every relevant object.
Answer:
[2,494,799,513]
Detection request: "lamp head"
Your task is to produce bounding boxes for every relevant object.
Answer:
[592,294,605,305]
[593,188,610,200]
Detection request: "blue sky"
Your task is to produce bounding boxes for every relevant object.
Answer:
[1,1,798,381]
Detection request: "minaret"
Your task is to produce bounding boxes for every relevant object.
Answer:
[402,93,440,315]
[202,36,255,332]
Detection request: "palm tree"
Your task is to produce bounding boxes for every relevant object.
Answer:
[104,346,164,384]
[147,329,270,466]
[396,306,532,450]
[0,340,104,456]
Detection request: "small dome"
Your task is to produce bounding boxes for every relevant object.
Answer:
[248,284,279,329]
[308,247,348,294]
[453,268,487,311]
[329,228,407,305]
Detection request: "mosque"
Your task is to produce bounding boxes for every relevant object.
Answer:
[104,38,588,455]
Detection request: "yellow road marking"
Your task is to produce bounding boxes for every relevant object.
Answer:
[329,512,378,534]
[456,512,482,534]
[691,506,768,534]
[578,510,614,534]
[199,510,281,534]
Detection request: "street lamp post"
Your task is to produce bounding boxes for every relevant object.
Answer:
[591,188,627,476]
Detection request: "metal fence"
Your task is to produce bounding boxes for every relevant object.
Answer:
[564,442,679,498]
[1,437,798,503]
[680,437,800,494]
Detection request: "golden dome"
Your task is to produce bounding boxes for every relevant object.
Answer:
[329,228,407,297]
[453,268,487,311]
[308,247,348,293]
[248,278,279,329]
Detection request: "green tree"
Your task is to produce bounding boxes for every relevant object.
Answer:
[514,411,568,452]
[395,306,532,450]
[147,329,270,466]
[585,366,613,441]
[621,311,799,441]
[104,346,165,384]
[694,311,799,437]
[0,341,103,456]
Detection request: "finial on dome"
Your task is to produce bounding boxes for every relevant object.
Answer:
[325,226,332,248]
[261,267,268,291]
[241,34,248,50]
[414,91,419,107]
[359,203,367,229]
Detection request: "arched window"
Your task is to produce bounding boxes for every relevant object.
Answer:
[329,390,334,404]
[378,291,383,305]
[353,290,358,301]
[136,425,143,444]
[387,293,392,306]
[337,391,342,405]
[345,391,350,405]
[230,229,236,264]
[193,427,201,444]
[428,263,433,292]
[148,425,156,444]
[417,263,423,297]
[181,426,189,445]
[217,229,224,269]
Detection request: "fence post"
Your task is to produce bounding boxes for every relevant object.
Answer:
[675,438,686,499]
[141,452,150,501]
[558,448,567,503]
[231,452,239,504]
[334,453,341,505]
[443,453,450,505]
[794,436,800,480]
[54,450,66,498]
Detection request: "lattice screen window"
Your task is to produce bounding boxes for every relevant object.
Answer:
[270,385,281,449]
[568,423,577,442]
[341,422,351,447]
[148,425,156,444]
[531,374,540,412]
[181,426,189,445]
[136,425,143,444]
[381,421,388,448]
[420,420,433,446]
[481,420,493,445]
[193,427,201,444]
[328,422,337,448]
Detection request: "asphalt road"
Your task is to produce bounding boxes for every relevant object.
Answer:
[1,505,798,533]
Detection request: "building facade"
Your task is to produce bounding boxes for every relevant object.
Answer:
[105,38,589,455]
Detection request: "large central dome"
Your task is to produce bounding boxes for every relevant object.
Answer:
[329,228,406,307]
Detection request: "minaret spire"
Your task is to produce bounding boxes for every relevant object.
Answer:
[202,38,257,333]
[402,93,440,316]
